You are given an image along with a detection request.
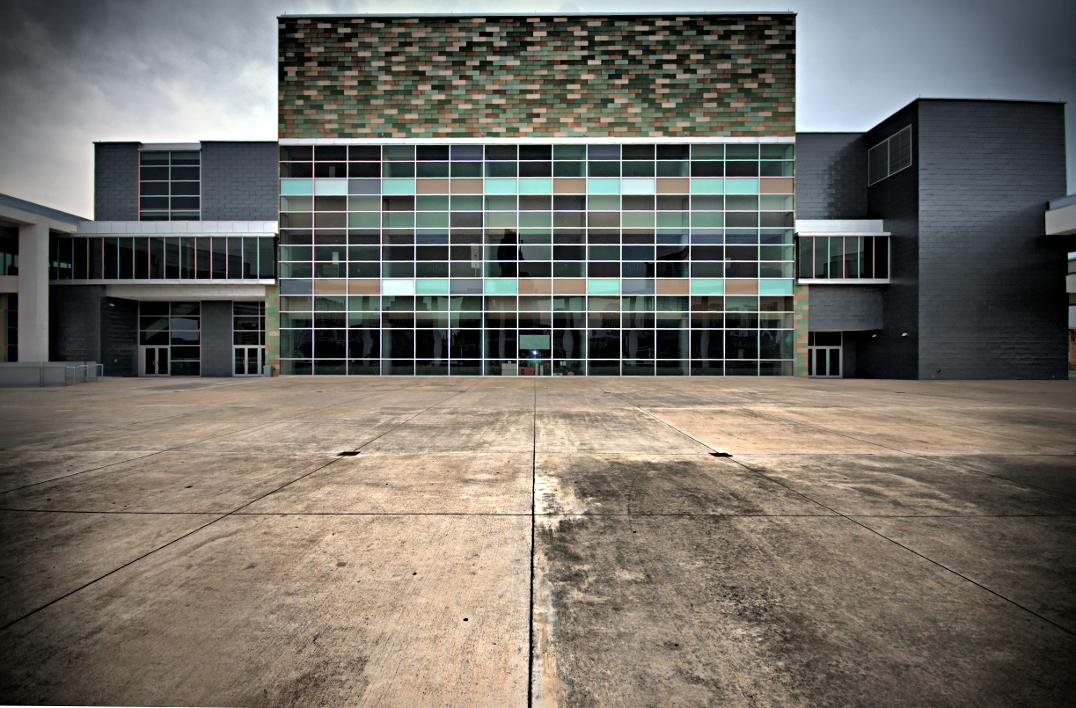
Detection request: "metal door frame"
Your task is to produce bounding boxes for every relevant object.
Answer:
[233,345,265,376]
[139,345,169,376]
[808,346,842,378]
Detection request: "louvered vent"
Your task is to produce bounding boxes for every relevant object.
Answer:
[867,125,912,186]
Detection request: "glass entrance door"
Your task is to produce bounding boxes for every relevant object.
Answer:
[234,346,265,376]
[141,346,169,376]
[809,347,842,377]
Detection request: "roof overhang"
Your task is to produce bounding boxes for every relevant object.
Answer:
[1046,195,1076,236]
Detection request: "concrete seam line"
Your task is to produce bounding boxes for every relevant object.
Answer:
[0,453,345,634]
[748,407,1076,499]
[0,449,172,496]
[726,455,1076,640]
[528,378,537,708]
[917,455,1076,502]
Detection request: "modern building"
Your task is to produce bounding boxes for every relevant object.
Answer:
[6,13,1073,380]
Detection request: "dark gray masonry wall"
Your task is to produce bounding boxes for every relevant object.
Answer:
[857,101,922,379]
[808,285,884,331]
[101,297,138,376]
[201,301,233,377]
[916,100,1068,379]
[795,133,868,219]
[842,336,857,378]
[49,285,103,362]
[94,143,139,221]
[201,142,279,221]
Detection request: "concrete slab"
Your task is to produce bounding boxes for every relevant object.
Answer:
[0,452,331,514]
[737,453,1076,516]
[243,453,532,515]
[853,515,1076,634]
[764,407,1069,454]
[648,408,890,454]
[535,392,633,411]
[536,410,712,454]
[849,405,1076,454]
[0,377,1073,707]
[0,514,529,708]
[0,510,219,627]
[361,409,535,454]
[934,454,1076,499]
[535,453,829,516]
[189,412,416,454]
[532,514,1076,707]
[431,390,538,409]
[311,390,464,409]
[0,450,154,492]
[13,407,319,453]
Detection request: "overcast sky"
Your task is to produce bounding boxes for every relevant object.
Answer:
[0,0,1073,219]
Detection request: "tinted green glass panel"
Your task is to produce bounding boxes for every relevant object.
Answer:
[348,212,380,228]
[416,212,448,228]
[689,178,723,194]
[724,178,759,194]
[689,279,724,295]
[382,179,416,195]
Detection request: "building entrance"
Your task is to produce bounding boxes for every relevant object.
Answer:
[234,346,264,376]
[140,346,169,376]
[809,347,841,377]
[808,332,843,377]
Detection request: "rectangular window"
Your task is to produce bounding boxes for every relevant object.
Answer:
[867,126,912,186]
[139,150,200,221]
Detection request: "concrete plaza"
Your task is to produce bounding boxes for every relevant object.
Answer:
[0,376,1074,707]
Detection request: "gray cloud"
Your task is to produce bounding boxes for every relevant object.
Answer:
[0,0,1072,217]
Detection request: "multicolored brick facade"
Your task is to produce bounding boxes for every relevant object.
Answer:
[793,283,809,377]
[264,284,280,372]
[278,14,795,139]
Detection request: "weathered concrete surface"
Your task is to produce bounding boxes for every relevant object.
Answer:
[0,515,529,707]
[0,376,1072,707]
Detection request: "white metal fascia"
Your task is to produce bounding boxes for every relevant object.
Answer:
[795,220,888,236]
[798,279,891,285]
[104,283,270,300]
[76,221,278,236]
[1046,201,1076,236]
[138,143,201,152]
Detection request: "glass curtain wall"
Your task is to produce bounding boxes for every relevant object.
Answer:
[279,143,795,376]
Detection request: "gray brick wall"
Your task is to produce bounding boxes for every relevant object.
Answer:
[201,301,233,377]
[49,285,103,361]
[916,100,1067,380]
[795,133,868,219]
[857,101,922,380]
[201,142,279,221]
[808,285,884,331]
[94,143,139,221]
[101,297,138,376]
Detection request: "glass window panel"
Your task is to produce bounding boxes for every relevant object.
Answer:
[450,162,482,177]
[588,162,620,177]
[622,162,655,177]
[829,237,845,279]
[519,161,552,177]
[725,144,759,159]
[553,161,586,177]
[227,237,243,279]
